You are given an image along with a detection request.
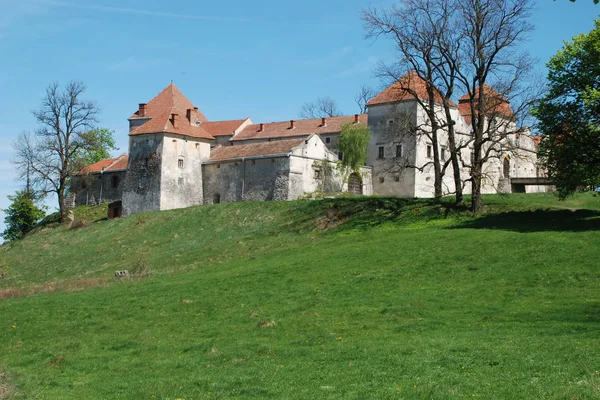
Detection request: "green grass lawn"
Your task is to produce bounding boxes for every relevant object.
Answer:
[0,193,599,399]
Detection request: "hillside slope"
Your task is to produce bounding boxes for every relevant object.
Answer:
[0,193,599,399]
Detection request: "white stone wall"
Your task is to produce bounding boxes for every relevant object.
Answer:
[367,102,419,197]
[160,134,211,211]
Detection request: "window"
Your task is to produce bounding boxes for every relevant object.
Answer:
[144,158,149,168]
[427,145,433,159]
[178,177,184,185]
[338,152,343,161]
[178,159,184,169]
[379,176,385,183]
[111,175,120,188]
[378,146,385,159]
[217,164,221,169]
[252,160,256,165]
[395,144,402,158]
[213,193,221,204]
[470,152,475,165]
[441,147,446,161]
[325,137,331,144]
[388,120,394,127]
[394,175,400,182]
[140,175,147,188]
[314,169,322,179]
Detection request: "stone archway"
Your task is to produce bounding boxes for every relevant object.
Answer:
[348,173,363,195]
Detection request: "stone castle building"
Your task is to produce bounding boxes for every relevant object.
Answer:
[71,73,546,217]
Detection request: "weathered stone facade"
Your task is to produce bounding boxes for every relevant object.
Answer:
[70,78,545,217]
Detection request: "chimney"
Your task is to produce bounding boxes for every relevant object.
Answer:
[290,120,296,129]
[186,108,195,124]
[138,103,147,117]
[259,123,265,132]
[171,113,179,129]
[321,117,327,127]
[354,114,360,123]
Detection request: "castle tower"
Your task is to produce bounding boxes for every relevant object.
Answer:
[122,84,214,216]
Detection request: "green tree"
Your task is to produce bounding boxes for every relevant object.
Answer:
[72,128,117,170]
[338,122,371,174]
[2,191,46,242]
[533,19,600,197]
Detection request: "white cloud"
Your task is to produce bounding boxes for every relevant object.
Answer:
[332,56,379,79]
[299,46,354,67]
[35,0,283,25]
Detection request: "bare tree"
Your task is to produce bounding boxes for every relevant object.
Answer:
[355,85,377,114]
[363,0,467,201]
[364,0,538,210]
[455,0,536,212]
[13,81,100,222]
[299,96,342,119]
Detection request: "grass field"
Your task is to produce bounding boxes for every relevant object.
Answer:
[0,193,599,399]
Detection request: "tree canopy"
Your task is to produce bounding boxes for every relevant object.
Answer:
[1,191,46,242]
[533,19,600,197]
[338,123,371,174]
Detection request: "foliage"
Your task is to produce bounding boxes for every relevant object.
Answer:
[337,122,371,174]
[0,194,599,398]
[72,128,117,170]
[533,19,600,197]
[12,81,100,222]
[1,190,45,242]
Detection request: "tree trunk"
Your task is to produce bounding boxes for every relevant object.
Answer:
[444,109,463,204]
[471,162,483,213]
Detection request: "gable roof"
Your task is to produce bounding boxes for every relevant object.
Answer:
[202,119,249,137]
[129,83,209,122]
[232,114,367,142]
[208,138,305,162]
[458,84,513,122]
[367,71,456,107]
[130,108,215,140]
[80,153,129,174]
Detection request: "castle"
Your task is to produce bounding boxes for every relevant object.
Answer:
[71,73,546,217]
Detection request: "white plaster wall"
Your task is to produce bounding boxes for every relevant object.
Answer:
[367,102,418,197]
[159,134,210,211]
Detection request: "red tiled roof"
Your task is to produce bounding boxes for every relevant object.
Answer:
[129,83,208,122]
[209,138,305,162]
[80,154,128,174]
[458,84,513,121]
[232,114,367,142]
[202,119,248,137]
[130,108,215,140]
[367,71,456,107]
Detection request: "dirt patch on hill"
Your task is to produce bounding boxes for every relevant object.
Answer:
[315,208,349,231]
[0,367,14,399]
[0,277,109,301]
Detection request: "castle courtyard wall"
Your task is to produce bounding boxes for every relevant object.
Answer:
[202,157,291,204]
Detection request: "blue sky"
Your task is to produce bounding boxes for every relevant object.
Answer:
[0,0,598,237]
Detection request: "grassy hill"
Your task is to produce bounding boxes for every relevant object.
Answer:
[0,193,599,399]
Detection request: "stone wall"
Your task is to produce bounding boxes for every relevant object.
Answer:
[159,134,210,211]
[122,134,164,216]
[203,157,291,204]
[70,170,126,207]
